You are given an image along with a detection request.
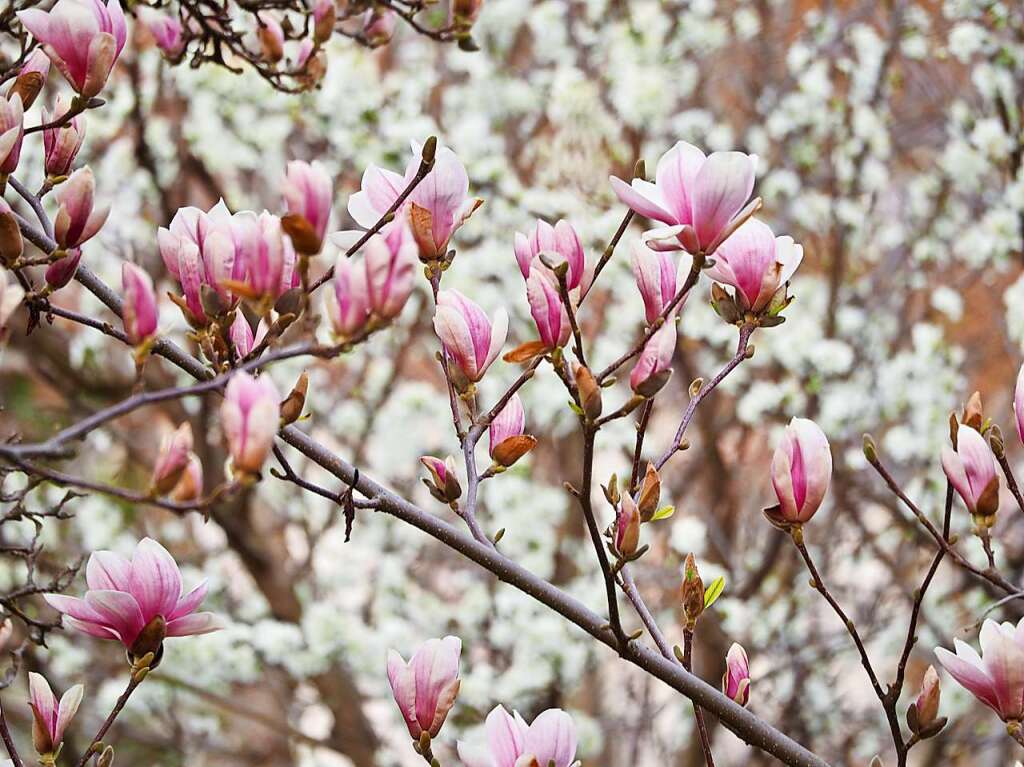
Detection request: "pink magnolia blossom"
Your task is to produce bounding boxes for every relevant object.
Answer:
[526,267,570,350]
[121,261,158,345]
[137,6,183,56]
[769,417,832,524]
[282,160,332,254]
[18,0,127,98]
[150,423,193,495]
[457,705,578,767]
[434,289,507,385]
[513,219,590,295]
[942,426,999,518]
[363,225,416,319]
[43,95,86,178]
[348,141,482,261]
[614,494,641,557]
[221,372,281,475]
[255,14,285,62]
[170,453,203,502]
[386,635,462,740]
[229,313,268,357]
[245,212,287,299]
[44,247,82,290]
[631,240,687,325]
[0,94,24,175]
[43,537,221,657]
[27,673,83,755]
[935,617,1024,722]
[324,254,369,338]
[629,320,676,396]
[362,8,396,47]
[8,50,50,109]
[489,394,525,457]
[1015,363,1024,446]
[705,219,803,312]
[53,166,109,249]
[611,141,757,253]
[421,455,461,503]
[722,643,750,706]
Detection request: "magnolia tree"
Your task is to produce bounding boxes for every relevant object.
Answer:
[0,0,1021,766]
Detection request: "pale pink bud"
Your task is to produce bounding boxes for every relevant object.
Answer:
[7,50,50,109]
[229,314,268,357]
[614,494,641,557]
[137,6,184,56]
[434,289,507,385]
[44,247,81,290]
[246,212,286,299]
[19,0,127,97]
[43,537,221,657]
[0,94,24,175]
[121,262,158,345]
[630,240,686,325]
[364,225,416,320]
[54,166,109,249]
[324,254,369,338]
[361,8,396,46]
[915,665,941,727]
[457,706,577,767]
[629,320,676,396]
[513,219,588,294]
[942,426,999,519]
[420,455,461,503]
[28,673,83,755]
[770,417,832,524]
[705,219,802,312]
[722,643,750,706]
[526,267,570,350]
[43,95,86,178]
[221,372,281,475]
[935,617,1024,721]
[387,636,461,739]
[488,394,536,468]
[150,423,193,495]
[282,160,332,254]
[1014,363,1024,446]
[170,453,203,502]
[312,0,335,43]
[158,227,205,322]
[610,141,756,253]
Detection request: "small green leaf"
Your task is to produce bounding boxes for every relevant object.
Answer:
[703,576,726,609]
[650,505,675,521]
[568,400,584,416]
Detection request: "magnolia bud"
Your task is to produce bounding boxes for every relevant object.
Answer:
[574,364,602,420]
[421,456,461,503]
[614,495,641,558]
[962,391,984,430]
[44,248,82,290]
[636,463,661,522]
[280,372,308,426]
[915,666,941,728]
[0,201,23,265]
[681,553,704,628]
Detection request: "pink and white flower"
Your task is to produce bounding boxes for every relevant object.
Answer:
[53,166,109,249]
[705,219,802,313]
[631,240,687,325]
[18,0,127,98]
[629,320,676,396]
[28,673,83,756]
[137,6,183,56]
[526,267,570,350]
[43,95,86,178]
[935,617,1024,722]
[457,705,578,767]
[942,426,999,519]
[722,643,750,706]
[121,262,158,345]
[386,636,462,740]
[611,141,757,254]
[0,94,24,176]
[282,160,332,254]
[769,417,832,525]
[324,254,369,338]
[434,290,507,386]
[221,372,281,475]
[43,537,221,657]
[513,219,590,295]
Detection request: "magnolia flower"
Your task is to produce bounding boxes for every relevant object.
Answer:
[526,267,570,350]
[1015,363,1024,446]
[221,372,281,475]
[611,141,757,253]
[935,617,1024,722]
[229,314,268,358]
[137,6,184,56]
[43,95,86,178]
[150,423,193,496]
[614,494,641,557]
[768,417,832,525]
[513,219,589,294]
[421,455,461,503]
[44,538,220,658]
[942,426,999,520]
[705,219,802,313]
[54,166,109,249]
[282,160,332,254]
[28,673,83,756]
[7,49,50,109]
[324,254,369,338]
[244,212,288,299]
[914,666,941,729]
[363,225,416,319]
[121,262,158,346]
[434,290,508,387]
[631,240,686,324]
[457,705,578,767]
[630,321,676,396]
[44,247,82,290]
[387,636,461,740]
[255,14,285,62]
[312,0,335,42]
[0,94,24,176]
[488,394,536,468]
[722,643,751,706]
[169,453,203,502]
[348,140,482,261]
[362,8,397,47]
[18,0,128,98]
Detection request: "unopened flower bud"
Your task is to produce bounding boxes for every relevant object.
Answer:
[257,16,285,62]
[280,372,308,426]
[574,364,602,420]
[488,394,536,468]
[421,456,461,503]
[681,553,704,628]
[150,422,193,495]
[630,321,676,397]
[722,643,750,706]
[169,453,203,503]
[914,666,941,729]
[962,391,984,431]
[28,673,82,756]
[313,0,335,43]
[97,745,115,767]
[362,8,396,46]
[44,247,82,290]
[636,462,661,522]
[8,50,49,109]
[614,494,641,558]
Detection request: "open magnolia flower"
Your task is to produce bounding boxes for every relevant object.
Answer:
[44,538,221,661]
[457,705,578,767]
[935,618,1024,722]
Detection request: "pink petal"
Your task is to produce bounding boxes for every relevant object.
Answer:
[692,151,756,249]
[130,538,183,620]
